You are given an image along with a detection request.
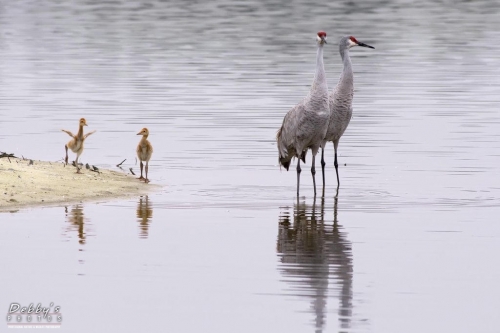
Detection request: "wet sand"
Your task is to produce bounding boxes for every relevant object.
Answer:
[0,157,156,212]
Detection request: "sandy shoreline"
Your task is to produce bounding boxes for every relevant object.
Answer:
[0,157,158,212]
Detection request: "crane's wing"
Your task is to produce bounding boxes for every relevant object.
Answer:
[84,130,96,139]
[328,89,353,140]
[61,129,75,138]
[277,101,307,158]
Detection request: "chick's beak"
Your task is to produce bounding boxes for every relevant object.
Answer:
[357,41,374,49]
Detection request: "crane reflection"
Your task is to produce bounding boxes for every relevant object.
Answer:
[65,204,87,245]
[277,196,353,332]
[137,195,153,239]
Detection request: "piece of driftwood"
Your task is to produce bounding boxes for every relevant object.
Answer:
[129,168,136,175]
[0,152,16,163]
[116,159,126,167]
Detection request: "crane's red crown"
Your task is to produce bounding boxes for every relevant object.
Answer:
[349,36,358,43]
[317,31,327,38]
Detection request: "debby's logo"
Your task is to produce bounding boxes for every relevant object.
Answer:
[6,302,62,328]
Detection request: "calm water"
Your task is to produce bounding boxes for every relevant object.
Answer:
[1,0,500,332]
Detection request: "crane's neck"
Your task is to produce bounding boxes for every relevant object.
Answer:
[311,43,328,94]
[337,48,354,92]
[77,125,85,139]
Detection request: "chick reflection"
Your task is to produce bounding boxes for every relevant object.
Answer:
[137,196,153,239]
[277,197,353,332]
[65,204,87,245]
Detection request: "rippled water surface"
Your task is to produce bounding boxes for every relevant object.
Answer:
[2,0,500,332]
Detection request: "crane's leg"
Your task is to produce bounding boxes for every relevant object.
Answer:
[296,158,302,197]
[321,147,326,191]
[145,161,150,183]
[311,153,317,197]
[75,153,82,174]
[333,140,340,189]
[64,145,69,165]
[138,161,145,180]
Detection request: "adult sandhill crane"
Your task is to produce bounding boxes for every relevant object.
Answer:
[277,31,330,197]
[61,118,96,173]
[136,127,153,183]
[321,36,374,190]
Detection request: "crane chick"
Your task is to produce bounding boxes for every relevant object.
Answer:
[61,118,96,174]
[136,128,153,183]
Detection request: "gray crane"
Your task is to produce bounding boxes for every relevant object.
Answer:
[277,31,330,197]
[321,36,374,190]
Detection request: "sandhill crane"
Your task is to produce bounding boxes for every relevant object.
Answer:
[321,36,374,190]
[136,127,153,183]
[62,118,96,173]
[277,31,330,197]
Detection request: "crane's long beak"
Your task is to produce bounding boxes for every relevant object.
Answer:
[322,37,327,44]
[357,41,374,49]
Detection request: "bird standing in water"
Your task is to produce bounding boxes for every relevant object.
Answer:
[136,128,153,183]
[321,36,374,190]
[277,31,330,197]
[62,118,96,173]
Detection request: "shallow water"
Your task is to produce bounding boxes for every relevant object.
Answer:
[1,0,500,332]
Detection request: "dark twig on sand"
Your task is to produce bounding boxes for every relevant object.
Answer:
[129,168,136,175]
[90,165,101,174]
[0,152,16,163]
[116,159,126,167]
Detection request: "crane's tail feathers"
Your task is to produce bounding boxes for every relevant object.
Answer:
[276,127,282,142]
[279,156,292,171]
[300,151,307,163]
[277,126,292,171]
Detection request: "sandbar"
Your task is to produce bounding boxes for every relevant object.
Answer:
[0,157,157,212]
